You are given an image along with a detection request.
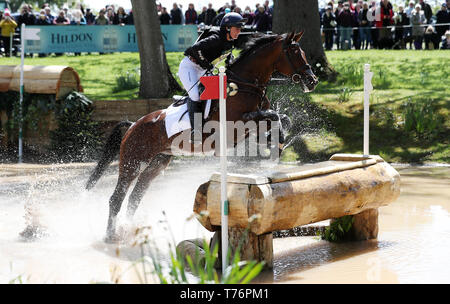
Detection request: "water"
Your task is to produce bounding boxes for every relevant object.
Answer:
[0,160,449,283]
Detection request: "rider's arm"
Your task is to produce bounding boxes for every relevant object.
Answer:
[185,34,222,71]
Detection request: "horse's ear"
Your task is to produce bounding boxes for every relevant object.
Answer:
[294,31,305,42]
[284,31,295,46]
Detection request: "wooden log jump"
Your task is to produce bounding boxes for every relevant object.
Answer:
[192,154,401,268]
[0,65,82,100]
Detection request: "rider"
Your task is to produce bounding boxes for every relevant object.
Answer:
[179,12,246,144]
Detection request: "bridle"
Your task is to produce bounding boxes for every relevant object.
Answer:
[280,42,312,84]
[225,36,312,107]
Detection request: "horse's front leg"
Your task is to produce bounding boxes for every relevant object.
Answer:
[242,110,286,157]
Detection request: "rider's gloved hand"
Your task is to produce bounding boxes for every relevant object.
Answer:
[225,53,234,66]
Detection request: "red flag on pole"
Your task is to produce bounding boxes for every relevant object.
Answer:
[199,75,227,100]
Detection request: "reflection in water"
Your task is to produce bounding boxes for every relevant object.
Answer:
[0,162,449,283]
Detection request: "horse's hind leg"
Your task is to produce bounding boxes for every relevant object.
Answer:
[126,154,173,220]
[106,161,139,242]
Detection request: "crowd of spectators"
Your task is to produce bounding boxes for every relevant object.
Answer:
[1,0,449,57]
[0,2,135,56]
[157,1,274,33]
[320,0,450,50]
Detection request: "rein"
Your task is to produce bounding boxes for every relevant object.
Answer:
[281,42,312,84]
[226,69,267,100]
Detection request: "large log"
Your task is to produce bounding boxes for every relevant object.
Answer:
[194,155,400,236]
[0,65,82,100]
[192,154,400,268]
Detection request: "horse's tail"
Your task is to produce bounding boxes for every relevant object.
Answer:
[85,121,133,190]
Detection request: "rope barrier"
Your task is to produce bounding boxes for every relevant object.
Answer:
[321,22,450,32]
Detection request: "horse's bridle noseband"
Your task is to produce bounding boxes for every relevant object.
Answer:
[282,42,311,84]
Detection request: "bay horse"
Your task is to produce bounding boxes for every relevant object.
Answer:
[86,31,319,242]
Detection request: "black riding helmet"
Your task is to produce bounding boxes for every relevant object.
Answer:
[220,12,247,29]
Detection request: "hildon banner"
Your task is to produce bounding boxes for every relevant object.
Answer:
[24,25,198,53]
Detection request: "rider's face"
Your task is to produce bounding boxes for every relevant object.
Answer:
[229,27,241,40]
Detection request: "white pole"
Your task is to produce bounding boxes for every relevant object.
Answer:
[10,32,13,58]
[218,66,228,273]
[363,64,373,157]
[19,24,25,164]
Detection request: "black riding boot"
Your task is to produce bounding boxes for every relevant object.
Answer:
[188,99,203,145]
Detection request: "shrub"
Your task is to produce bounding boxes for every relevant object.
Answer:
[112,69,140,93]
[402,99,440,137]
[49,92,103,162]
[320,215,354,242]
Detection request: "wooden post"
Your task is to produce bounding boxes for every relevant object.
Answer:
[212,228,273,269]
[331,208,379,241]
[349,208,379,240]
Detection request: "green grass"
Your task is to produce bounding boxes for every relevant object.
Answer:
[1,50,448,163]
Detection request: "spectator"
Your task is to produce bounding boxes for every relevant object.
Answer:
[126,10,134,25]
[72,4,85,25]
[185,3,198,24]
[410,4,426,50]
[334,1,344,49]
[358,1,371,49]
[424,25,440,49]
[242,6,254,25]
[337,3,353,50]
[160,7,171,25]
[436,3,450,39]
[377,0,394,49]
[234,7,242,15]
[441,30,450,49]
[106,8,117,25]
[0,9,17,57]
[54,10,70,25]
[254,3,260,15]
[418,0,432,24]
[322,5,336,51]
[115,7,128,25]
[212,9,227,26]
[230,0,237,11]
[85,8,96,25]
[405,1,415,18]
[253,5,271,33]
[219,3,230,14]
[180,4,185,24]
[170,3,182,24]
[62,5,73,23]
[36,9,51,25]
[198,6,207,24]
[345,0,355,11]
[393,5,409,48]
[352,4,361,49]
[44,7,54,24]
[205,3,217,25]
[95,9,108,25]
[18,5,36,27]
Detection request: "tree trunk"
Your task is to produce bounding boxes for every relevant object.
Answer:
[130,0,181,98]
[272,0,337,81]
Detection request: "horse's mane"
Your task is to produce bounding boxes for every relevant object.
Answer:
[231,33,283,67]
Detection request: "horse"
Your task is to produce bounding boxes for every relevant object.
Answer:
[86,31,319,242]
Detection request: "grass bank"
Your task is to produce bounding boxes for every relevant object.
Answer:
[0,50,448,163]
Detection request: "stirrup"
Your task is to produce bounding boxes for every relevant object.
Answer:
[189,129,202,145]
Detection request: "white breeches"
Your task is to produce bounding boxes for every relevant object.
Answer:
[178,56,206,101]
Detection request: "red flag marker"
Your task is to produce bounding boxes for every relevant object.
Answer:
[199,75,227,100]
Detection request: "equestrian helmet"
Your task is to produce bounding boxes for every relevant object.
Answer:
[220,12,247,28]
